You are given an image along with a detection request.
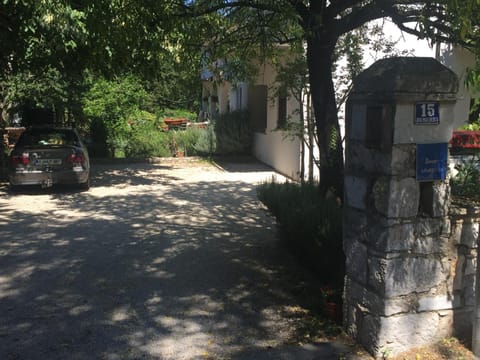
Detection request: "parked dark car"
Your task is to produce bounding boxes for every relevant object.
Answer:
[8,127,90,190]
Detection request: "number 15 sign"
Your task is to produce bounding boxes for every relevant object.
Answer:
[415,102,440,125]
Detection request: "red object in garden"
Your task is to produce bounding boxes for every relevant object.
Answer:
[326,302,342,324]
[164,117,188,130]
[450,130,480,149]
[320,285,343,324]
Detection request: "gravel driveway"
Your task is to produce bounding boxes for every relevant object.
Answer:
[0,157,351,360]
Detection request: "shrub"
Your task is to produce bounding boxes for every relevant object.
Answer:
[173,127,204,156]
[194,123,217,155]
[177,110,252,156]
[257,180,344,286]
[214,110,253,155]
[451,156,480,200]
[124,124,171,158]
[157,109,197,122]
[83,75,151,157]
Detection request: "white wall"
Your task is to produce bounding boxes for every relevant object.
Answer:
[200,55,304,180]
[253,132,301,179]
[439,45,476,127]
[250,58,304,180]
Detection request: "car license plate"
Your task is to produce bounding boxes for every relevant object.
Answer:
[35,159,62,166]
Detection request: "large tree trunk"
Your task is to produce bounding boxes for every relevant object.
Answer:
[306,38,344,199]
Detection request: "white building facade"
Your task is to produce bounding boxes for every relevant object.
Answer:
[202,55,313,181]
[201,22,476,181]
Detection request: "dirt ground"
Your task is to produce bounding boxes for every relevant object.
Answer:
[0,156,476,360]
[386,338,475,360]
[0,157,348,359]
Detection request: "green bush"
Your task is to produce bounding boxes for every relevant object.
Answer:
[173,127,204,156]
[124,124,171,158]
[194,124,217,155]
[83,75,152,157]
[257,180,344,286]
[451,156,480,200]
[157,109,197,122]
[459,123,480,131]
[214,110,252,155]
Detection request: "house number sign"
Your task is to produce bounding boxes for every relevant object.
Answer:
[415,102,440,125]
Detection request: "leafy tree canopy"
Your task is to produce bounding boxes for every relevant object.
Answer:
[0,0,203,126]
[181,0,480,197]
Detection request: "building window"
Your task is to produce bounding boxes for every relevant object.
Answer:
[277,96,287,129]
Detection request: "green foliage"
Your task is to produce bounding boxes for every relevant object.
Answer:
[83,75,149,122]
[194,123,217,155]
[334,24,414,110]
[4,68,68,110]
[122,118,207,158]
[214,110,252,155]
[451,156,480,200]
[0,1,202,128]
[191,110,252,156]
[124,122,171,158]
[257,180,344,286]
[82,74,206,159]
[460,123,480,131]
[129,109,157,124]
[157,109,197,122]
[83,75,152,156]
[173,127,204,156]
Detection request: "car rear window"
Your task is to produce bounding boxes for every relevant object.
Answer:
[16,129,79,147]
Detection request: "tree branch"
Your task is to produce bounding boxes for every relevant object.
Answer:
[328,0,365,18]
[333,0,466,46]
[332,2,386,37]
[179,1,284,17]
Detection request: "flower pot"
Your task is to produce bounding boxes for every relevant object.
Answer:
[326,302,342,323]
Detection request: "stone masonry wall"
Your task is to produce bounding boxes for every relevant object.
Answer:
[344,140,480,356]
[449,202,480,340]
[343,57,469,357]
[344,140,457,356]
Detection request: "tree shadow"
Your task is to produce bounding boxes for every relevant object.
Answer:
[0,161,324,360]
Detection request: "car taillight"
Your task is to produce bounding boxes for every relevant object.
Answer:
[67,152,85,164]
[12,153,30,166]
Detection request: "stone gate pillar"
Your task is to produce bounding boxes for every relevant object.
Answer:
[343,57,459,357]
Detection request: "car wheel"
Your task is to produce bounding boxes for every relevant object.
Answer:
[79,178,90,191]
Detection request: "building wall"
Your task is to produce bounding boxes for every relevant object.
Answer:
[202,54,305,180]
[250,60,304,180]
[439,45,477,128]
[202,27,476,182]
[253,132,301,179]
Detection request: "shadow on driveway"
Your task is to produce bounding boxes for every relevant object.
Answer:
[0,159,353,360]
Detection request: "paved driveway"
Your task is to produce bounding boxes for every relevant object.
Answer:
[0,158,350,360]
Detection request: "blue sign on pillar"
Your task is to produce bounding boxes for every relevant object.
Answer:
[415,102,440,125]
[416,143,448,181]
